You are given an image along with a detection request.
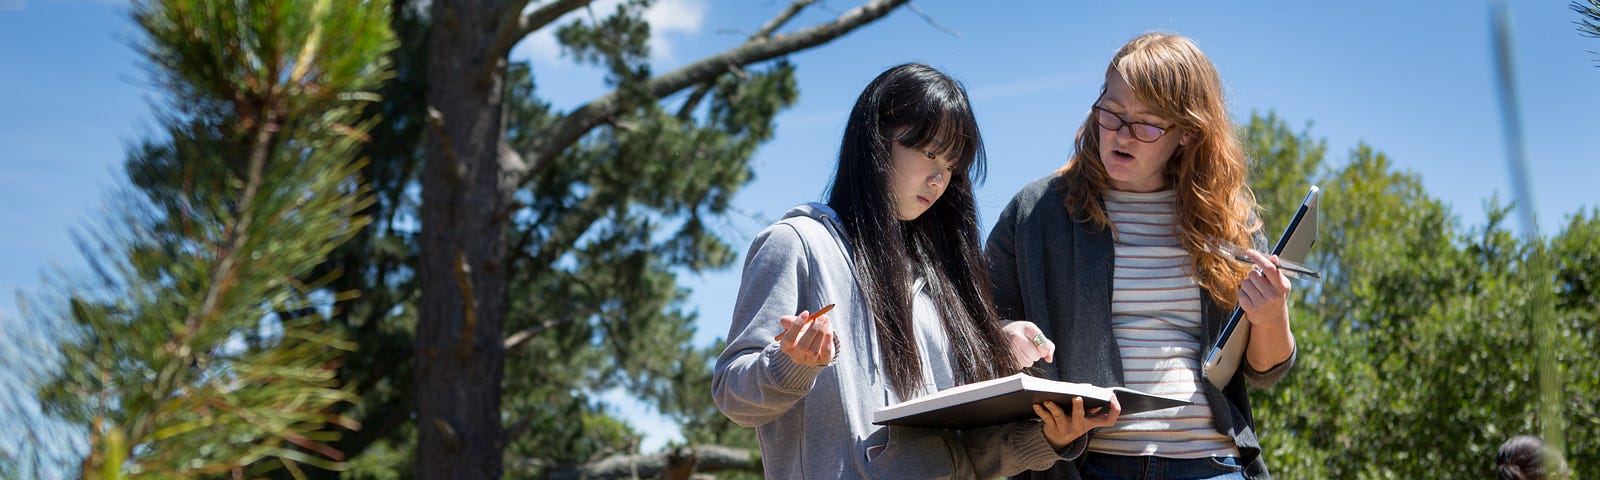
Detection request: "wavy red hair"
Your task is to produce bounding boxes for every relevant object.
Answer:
[1058,32,1259,310]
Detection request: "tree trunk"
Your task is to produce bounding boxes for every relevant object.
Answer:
[410,2,909,478]
[417,0,513,478]
[544,446,760,480]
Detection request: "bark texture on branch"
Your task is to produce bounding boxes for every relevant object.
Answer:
[544,445,760,480]
[514,0,909,187]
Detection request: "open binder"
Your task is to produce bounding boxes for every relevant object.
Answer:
[872,372,1190,430]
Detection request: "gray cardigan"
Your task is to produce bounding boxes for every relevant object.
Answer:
[712,203,1081,479]
[985,176,1295,480]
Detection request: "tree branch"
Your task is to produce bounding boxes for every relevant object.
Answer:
[543,445,759,480]
[498,140,529,189]
[502,312,588,350]
[1576,0,1600,38]
[488,0,594,61]
[144,93,281,446]
[502,267,601,354]
[676,0,813,120]
[755,0,817,39]
[525,192,609,270]
[905,1,961,37]
[520,0,595,41]
[674,83,714,121]
[514,0,908,187]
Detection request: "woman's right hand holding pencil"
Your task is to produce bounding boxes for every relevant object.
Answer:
[777,306,836,366]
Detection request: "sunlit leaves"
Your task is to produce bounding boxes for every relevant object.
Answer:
[1244,113,1598,479]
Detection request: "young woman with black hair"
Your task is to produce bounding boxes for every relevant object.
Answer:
[713,63,1117,479]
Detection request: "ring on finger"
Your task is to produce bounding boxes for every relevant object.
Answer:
[1031,333,1048,347]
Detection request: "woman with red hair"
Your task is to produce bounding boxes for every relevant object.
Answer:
[988,33,1297,480]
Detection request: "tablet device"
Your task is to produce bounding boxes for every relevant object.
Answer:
[1202,185,1319,388]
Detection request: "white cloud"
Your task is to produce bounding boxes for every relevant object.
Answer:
[519,23,566,66]
[514,0,707,67]
[643,0,706,61]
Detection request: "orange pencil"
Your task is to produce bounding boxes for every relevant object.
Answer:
[774,303,835,341]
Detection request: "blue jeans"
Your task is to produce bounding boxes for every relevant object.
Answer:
[1078,452,1246,480]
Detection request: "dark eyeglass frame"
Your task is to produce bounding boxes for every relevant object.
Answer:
[1092,105,1174,143]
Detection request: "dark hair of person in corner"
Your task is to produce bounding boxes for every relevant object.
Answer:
[1496,434,1567,480]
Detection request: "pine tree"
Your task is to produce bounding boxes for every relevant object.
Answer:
[1576,1,1600,68]
[1576,0,1600,42]
[415,1,908,476]
[36,0,396,477]
[272,1,911,477]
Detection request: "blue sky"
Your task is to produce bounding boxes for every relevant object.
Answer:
[3,0,1597,458]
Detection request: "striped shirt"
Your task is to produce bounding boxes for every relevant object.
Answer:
[1086,189,1239,459]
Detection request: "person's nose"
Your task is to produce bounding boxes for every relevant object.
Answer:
[928,171,946,190]
[1111,123,1137,143]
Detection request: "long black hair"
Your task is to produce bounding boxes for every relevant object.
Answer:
[825,63,1012,399]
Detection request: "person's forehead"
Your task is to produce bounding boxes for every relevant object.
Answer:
[1100,84,1160,118]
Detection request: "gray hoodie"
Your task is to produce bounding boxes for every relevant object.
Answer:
[712,203,1083,479]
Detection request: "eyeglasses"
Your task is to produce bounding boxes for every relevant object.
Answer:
[1092,106,1172,143]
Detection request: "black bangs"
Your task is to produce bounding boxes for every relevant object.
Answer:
[825,62,1010,400]
[881,72,986,183]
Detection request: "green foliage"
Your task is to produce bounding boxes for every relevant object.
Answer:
[1244,111,1326,225]
[36,0,396,477]
[1244,113,1598,479]
[341,423,414,480]
[556,0,652,89]
[288,3,787,474]
[297,2,428,475]
[1575,0,1600,43]
[500,52,795,472]
[660,341,758,449]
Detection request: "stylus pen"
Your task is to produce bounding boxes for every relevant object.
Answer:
[1225,252,1322,281]
[1210,240,1322,281]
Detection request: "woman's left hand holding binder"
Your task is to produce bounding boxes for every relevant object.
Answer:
[1034,395,1121,451]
